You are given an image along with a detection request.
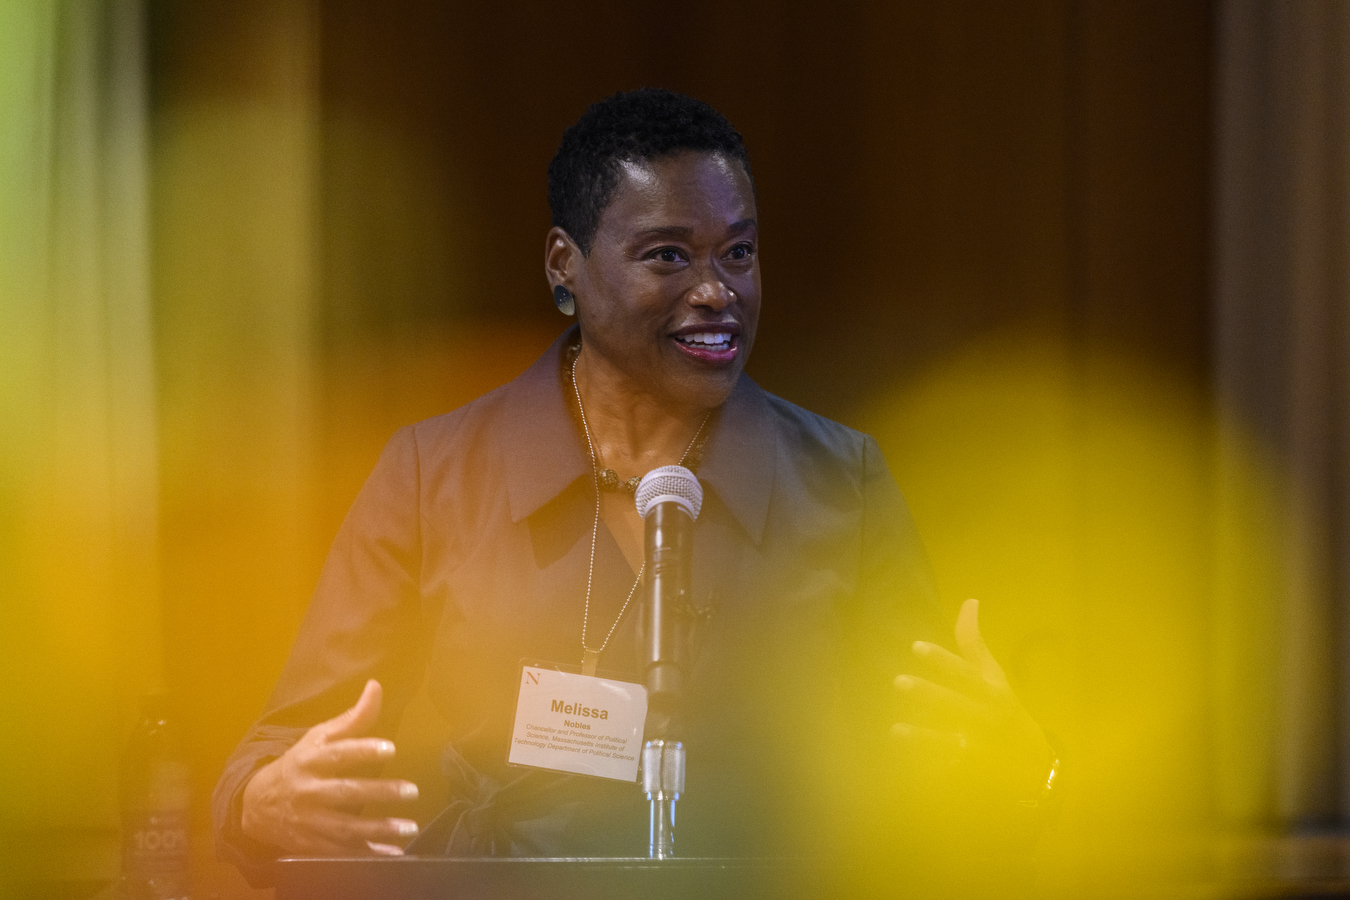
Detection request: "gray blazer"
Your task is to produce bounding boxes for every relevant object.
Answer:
[213,325,940,883]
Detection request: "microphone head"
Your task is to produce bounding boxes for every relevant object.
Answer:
[635,465,703,521]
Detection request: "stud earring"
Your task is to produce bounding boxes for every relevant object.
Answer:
[553,285,576,316]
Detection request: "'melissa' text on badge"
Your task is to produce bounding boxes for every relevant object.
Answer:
[551,699,608,719]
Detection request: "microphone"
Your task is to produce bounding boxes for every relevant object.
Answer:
[635,465,703,733]
[635,465,702,858]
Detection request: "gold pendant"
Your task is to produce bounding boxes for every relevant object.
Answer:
[582,649,601,677]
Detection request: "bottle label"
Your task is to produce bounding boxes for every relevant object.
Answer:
[123,808,189,885]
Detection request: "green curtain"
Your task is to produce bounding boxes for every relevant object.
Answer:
[0,0,159,853]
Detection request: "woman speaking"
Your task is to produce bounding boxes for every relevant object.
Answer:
[213,89,1054,882]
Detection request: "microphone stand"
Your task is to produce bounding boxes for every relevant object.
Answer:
[638,496,693,859]
[642,737,684,860]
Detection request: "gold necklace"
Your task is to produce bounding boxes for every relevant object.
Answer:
[571,352,710,676]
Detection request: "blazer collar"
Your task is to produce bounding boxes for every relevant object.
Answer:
[696,374,775,545]
[503,327,590,525]
[502,326,776,545]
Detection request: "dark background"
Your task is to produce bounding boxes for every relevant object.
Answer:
[301,0,1211,401]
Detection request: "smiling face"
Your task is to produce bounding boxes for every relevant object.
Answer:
[554,151,761,413]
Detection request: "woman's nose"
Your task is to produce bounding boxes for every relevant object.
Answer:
[687,277,734,310]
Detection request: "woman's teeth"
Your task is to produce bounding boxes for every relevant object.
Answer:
[677,333,732,350]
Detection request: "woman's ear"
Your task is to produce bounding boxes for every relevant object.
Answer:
[544,226,580,292]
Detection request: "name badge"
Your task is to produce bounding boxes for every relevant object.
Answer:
[508,664,647,781]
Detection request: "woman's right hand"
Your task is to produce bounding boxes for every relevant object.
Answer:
[240,679,421,856]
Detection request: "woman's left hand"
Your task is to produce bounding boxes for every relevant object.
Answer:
[891,598,1055,803]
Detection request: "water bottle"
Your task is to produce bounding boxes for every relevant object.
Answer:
[120,693,191,900]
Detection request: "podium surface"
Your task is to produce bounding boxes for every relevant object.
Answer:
[275,857,813,900]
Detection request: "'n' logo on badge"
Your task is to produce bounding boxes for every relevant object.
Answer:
[524,670,540,685]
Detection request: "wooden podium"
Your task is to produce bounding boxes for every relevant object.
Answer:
[274,857,819,900]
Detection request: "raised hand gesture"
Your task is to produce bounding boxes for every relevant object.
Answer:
[241,680,421,856]
[892,599,1056,805]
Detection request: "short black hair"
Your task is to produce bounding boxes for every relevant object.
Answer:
[547,88,753,255]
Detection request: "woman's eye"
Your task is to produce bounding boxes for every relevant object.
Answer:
[655,247,685,263]
[727,243,754,261]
